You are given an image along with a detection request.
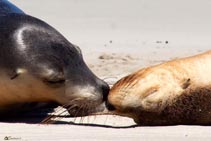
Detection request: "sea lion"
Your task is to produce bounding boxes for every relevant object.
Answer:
[0,0,109,116]
[107,51,211,125]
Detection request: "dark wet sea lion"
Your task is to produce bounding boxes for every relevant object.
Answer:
[0,0,109,116]
[107,51,211,125]
[0,0,24,15]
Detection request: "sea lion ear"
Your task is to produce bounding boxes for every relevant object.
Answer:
[181,78,191,89]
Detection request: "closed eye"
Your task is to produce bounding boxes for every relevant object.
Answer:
[46,79,65,84]
[142,87,158,98]
[147,89,158,96]
[43,78,65,87]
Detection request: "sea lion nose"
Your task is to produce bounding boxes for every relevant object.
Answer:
[100,81,116,110]
[105,101,116,111]
[101,81,110,101]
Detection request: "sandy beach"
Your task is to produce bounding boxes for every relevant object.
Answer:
[1,0,211,140]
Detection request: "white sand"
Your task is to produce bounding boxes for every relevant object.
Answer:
[1,0,211,140]
[1,123,211,141]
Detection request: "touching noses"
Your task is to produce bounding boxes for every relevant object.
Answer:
[106,101,116,111]
[99,80,116,111]
[101,80,110,101]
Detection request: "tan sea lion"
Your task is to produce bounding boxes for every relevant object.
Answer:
[107,50,211,125]
[0,0,109,116]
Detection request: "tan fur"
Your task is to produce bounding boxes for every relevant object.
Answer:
[0,72,65,111]
[108,51,211,125]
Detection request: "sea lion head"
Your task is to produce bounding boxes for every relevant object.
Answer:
[107,66,191,124]
[0,13,109,116]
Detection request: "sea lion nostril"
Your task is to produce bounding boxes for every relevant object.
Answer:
[101,82,110,101]
[105,101,116,111]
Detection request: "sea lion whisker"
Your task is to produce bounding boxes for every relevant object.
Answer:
[41,115,56,124]
[90,111,116,116]
[42,105,76,123]
[42,106,69,124]
[63,98,83,107]
[75,105,86,117]
[87,112,91,124]
[42,102,79,124]
[79,115,85,124]
[78,104,86,123]
[66,104,78,113]
[103,114,109,125]
[41,106,66,124]
[85,103,95,124]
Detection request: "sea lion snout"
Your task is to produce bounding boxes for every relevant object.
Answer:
[100,80,110,101]
[63,77,110,102]
[62,77,110,116]
[105,101,116,111]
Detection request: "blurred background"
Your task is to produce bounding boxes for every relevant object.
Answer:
[10,0,211,78]
[10,0,211,45]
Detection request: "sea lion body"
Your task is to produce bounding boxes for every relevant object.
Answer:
[0,0,24,15]
[0,1,109,115]
[108,51,211,125]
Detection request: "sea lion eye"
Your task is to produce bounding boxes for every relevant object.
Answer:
[142,87,158,98]
[148,89,158,95]
[43,78,65,88]
[39,64,65,85]
[42,70,65,85]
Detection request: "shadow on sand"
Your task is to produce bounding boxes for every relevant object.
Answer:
[0,108,139,129]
